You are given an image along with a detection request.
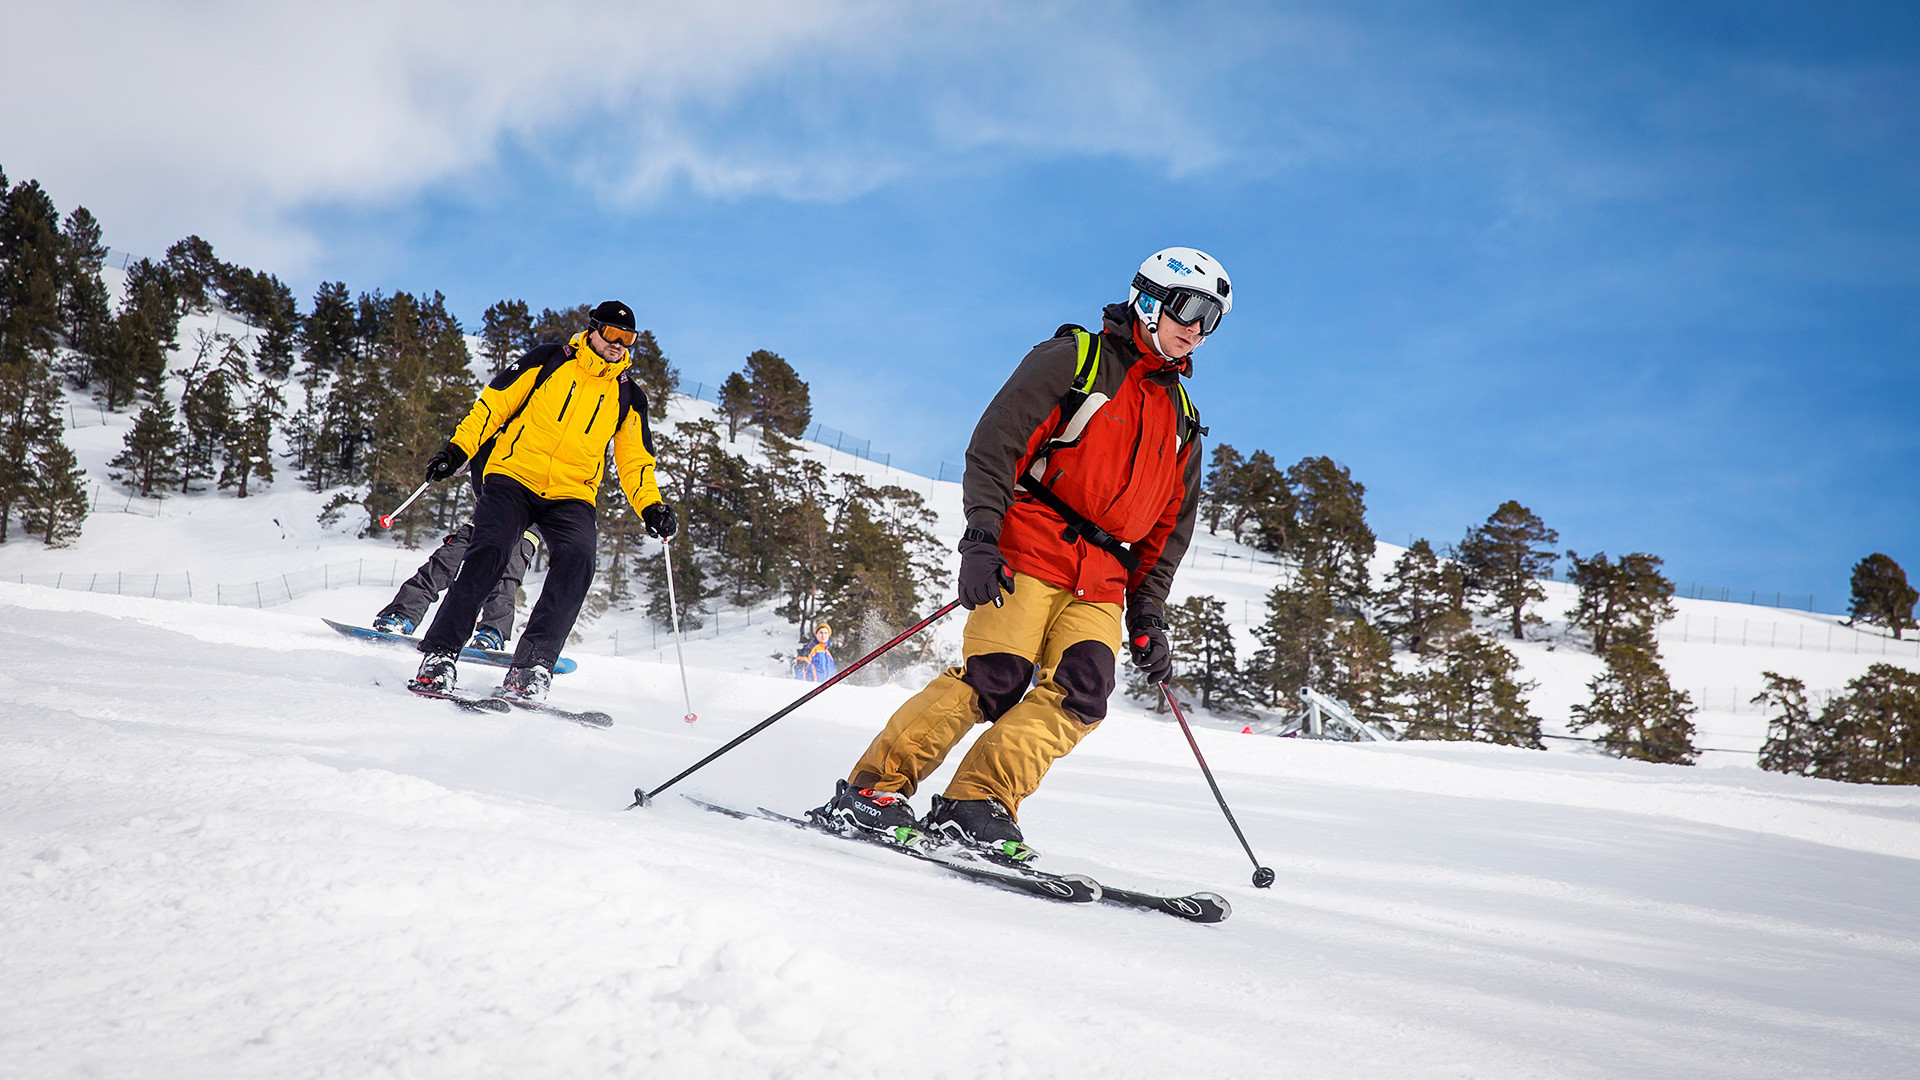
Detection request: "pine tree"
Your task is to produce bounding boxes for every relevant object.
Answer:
[1378,539,1471,655]
[117,258,181,397]
[163,236,220,314]
[220,379,282,497]
[815,476,944,674]
[301,282,357,374]
[717,371,752,441]
[1246,572,1337,709]
[1165,595,1243,712]
[21,434,87,546]
[530,303,590,344]
[0,357,69,542]
[1567,550,1677,652]
[109,396,185,497]
[1458,500,1559,640]
[1571,639,1697,764]
[1201,444,1244,535]
[626,330,678,420]
[58,207,112,392]
[1796,664,1920,785]
[362,292,479,543]
[0,179,64,368]
[177,332,247,493]
[1848,553,1918,640]
[1392,632,1542,748]
[1285,455,1374,606]
[1754,672,1817,776]
[594,452,648,606]
[1326,617,1395,721]
[1233,450,1286,548]
[479,299,533,374]
[744,349,811,437]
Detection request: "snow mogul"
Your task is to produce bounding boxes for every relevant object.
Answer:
[814,248,1228,860]
[408,299,678,702]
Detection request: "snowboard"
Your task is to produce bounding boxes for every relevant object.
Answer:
[324,618,578,674]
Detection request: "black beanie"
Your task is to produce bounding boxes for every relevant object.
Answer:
[590,300,636,332]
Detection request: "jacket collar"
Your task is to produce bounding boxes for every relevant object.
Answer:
[1101,302,1190,380]
[567,331,631,381]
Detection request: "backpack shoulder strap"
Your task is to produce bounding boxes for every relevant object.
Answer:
[614,375,655,453]
[1173,380,1206,450]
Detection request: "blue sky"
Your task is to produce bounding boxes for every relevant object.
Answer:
[6,1,1916,608]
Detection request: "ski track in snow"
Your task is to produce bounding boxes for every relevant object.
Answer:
[3,584,1918,1079]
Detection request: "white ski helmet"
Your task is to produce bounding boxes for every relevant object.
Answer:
[1129,247,1232,339]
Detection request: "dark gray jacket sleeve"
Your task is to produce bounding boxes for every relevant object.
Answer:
[960,334,1080,535]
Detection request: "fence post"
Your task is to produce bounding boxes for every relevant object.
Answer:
[186,571,192,599]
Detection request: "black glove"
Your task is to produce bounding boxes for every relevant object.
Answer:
[424,442,467,483]
[642,501,678,539]
[1126,601,1172,685]
[957,527,1015,610]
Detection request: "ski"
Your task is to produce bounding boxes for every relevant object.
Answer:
[491,696,613,729]
[976,853,1231,923]
[324,618,578,674]
[405,684,512,714]
[681,795,1100,905]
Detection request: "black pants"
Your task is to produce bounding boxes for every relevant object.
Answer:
[421,476,596,669]
[377,521,537,640]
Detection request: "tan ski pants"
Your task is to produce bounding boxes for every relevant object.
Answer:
[848,571,1122,819]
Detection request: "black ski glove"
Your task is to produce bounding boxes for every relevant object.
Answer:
[1126,601,1172,685]
[957,527,1015,610]
[424,441,468,483]
[642,501,678,539]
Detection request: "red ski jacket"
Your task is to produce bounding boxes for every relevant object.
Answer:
[962,304,1204,608]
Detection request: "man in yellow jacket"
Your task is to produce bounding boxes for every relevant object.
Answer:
[409,299,677,702]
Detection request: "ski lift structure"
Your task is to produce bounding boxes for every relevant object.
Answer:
[1242,686,1395,743]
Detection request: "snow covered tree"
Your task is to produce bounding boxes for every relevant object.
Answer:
[744,349,810,438]
[109,396,185,497]
[1754,672,1818,776]
[626,329,678,421]
[479,298,532,374]
[177,332,247,493]
[717,371,752,441]
[1391,631,1541,748]
[1378,539,1471,655]
[1567,550,1676,653]
[1848,553,1917,640]
[1458,500,1559,640]
[1571,640,1697,764]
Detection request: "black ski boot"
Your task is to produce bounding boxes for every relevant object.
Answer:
[493,663,551,703]
[809,780,925,845]
[924,795,1037,864]
[409,649,459,695]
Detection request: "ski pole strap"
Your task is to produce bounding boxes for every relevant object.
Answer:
[629,597,964,807]
[1016,474,1141,572]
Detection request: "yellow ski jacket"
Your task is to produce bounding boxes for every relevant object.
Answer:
[449,332,664,514]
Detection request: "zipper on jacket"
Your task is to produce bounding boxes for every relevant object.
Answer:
[501,428,524,460]
[584,394,605,434]
[556,383,577,423]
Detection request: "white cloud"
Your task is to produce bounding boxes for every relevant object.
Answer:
[0,0,1220,270]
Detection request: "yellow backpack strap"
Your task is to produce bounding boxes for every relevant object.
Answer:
[1070,328,1101,394]
[1175,382,1206,449]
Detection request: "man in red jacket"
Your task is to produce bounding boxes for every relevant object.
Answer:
[814,248,1231,859]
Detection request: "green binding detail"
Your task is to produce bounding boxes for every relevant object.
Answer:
[999,840,1037,862]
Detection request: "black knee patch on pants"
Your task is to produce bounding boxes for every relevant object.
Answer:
[963,652,1035,723]
[1055,640,1116,724]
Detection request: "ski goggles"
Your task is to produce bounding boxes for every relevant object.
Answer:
[1133,274,1225,335]
[593,322,636,347]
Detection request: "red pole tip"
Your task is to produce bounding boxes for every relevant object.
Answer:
[379,516,393,528]
[683,713,698,724]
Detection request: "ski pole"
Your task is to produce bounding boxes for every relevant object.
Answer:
[628,597,962,809]
[1157,681,1275,889]
[661,538,696,724]
[378,481,430,529]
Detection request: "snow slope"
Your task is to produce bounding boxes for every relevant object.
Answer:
[4,582,1919,1079]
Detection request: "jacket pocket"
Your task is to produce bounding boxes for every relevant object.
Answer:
[556,384,577,423]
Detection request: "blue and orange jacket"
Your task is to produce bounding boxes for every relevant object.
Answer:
[795,642,837,682]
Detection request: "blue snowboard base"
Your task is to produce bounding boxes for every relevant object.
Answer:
[324,618,578,674]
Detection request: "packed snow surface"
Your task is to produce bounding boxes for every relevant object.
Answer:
[4,582,1918,1079]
